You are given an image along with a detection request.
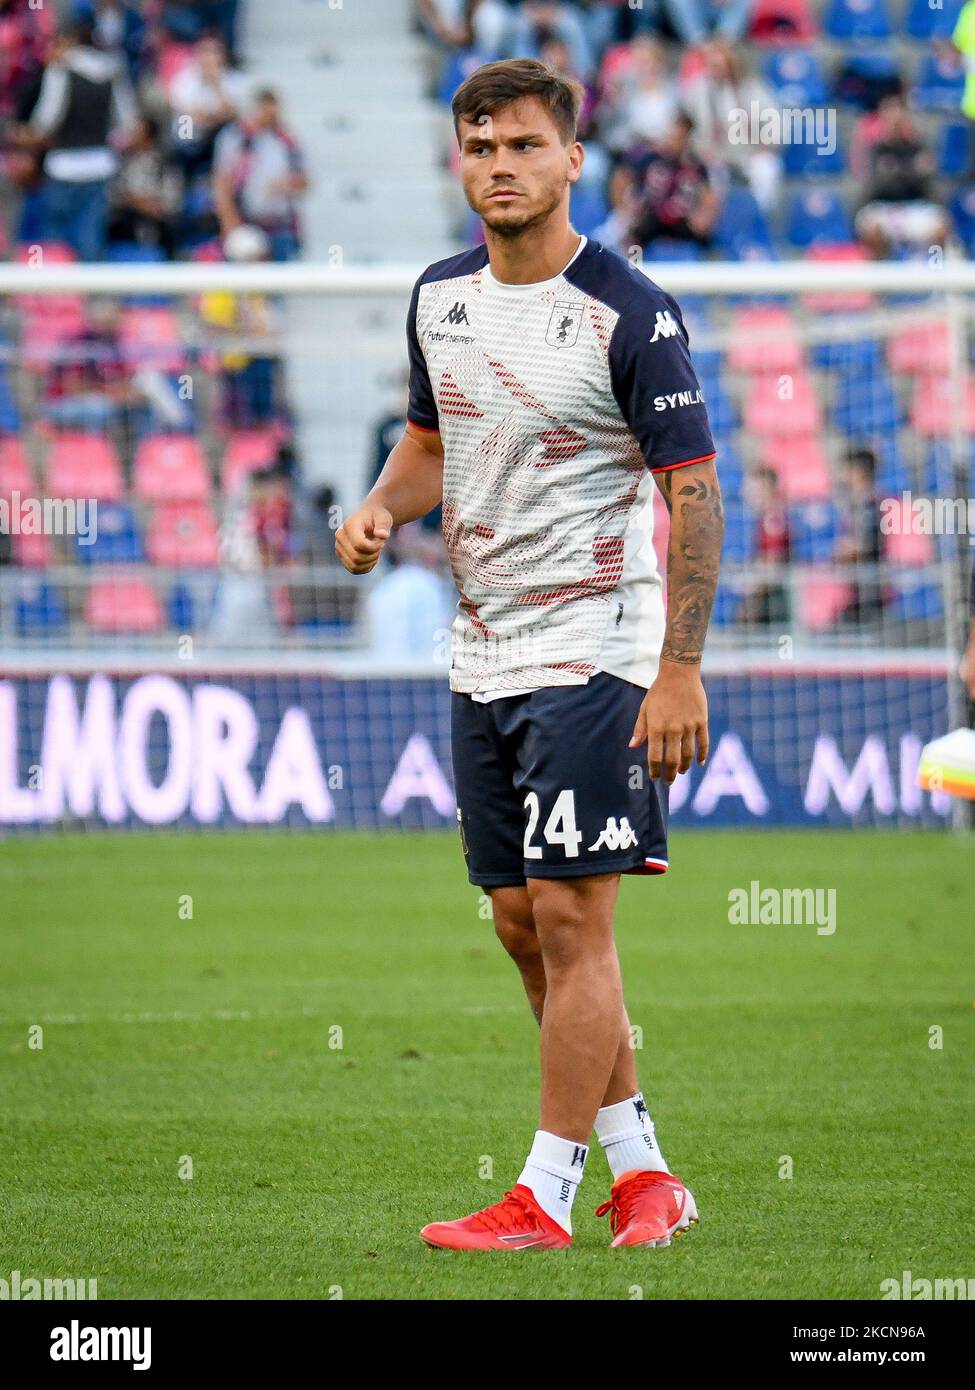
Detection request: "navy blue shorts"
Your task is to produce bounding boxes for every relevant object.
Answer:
[451,672,669,889]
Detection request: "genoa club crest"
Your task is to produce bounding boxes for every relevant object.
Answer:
[545,301,583,348]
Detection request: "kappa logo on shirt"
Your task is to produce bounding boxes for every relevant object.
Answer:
[441,301,470,326]
[587,816,639,852]
[545,300,584,348]
[649,309,680,343]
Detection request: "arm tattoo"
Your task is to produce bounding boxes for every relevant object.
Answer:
[658,463,724,665]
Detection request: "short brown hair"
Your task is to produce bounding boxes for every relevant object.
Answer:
[451,59,583,146]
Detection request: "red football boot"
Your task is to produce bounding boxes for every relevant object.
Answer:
[420,1184,572,1251]
[595,1169,699,1248]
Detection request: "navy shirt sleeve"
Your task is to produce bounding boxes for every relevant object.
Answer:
[406,275,439,433]
[608,292,716,473]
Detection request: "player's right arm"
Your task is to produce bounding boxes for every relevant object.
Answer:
[334,422,443,575]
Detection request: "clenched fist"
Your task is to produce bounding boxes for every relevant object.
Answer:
[335,504,394,575]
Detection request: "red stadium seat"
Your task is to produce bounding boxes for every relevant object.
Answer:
[758,436,832,501]
[911,373,975,438]
[20,299,88,371]
[882,499,935,566]
[221,429,280,495]
[119,307,186,373]
[887,321,951,376]
[133,435,212,501]
[12,529,55,566]
[0,437,34,497]
[744,372,822,437]
[147,500,221,568]
[85,576,164,633]
[800,572,854,631]
[47,433,124,501]
[727,307,804,374]
[801,245,873,313]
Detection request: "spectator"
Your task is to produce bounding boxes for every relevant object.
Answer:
[507,2,597,81]
[40,298,135,432]
[853,93,949,258]
[595,33,677,153]
[624,112,719,251]
[163,1,241,60]
[70,1,148,84]
[592,160,641,253]
[740,466,791,626]
[212,88,309,262]
[199,223,284,427]
[849,80,918,181]
[19,18,137,261]
[658,0,754,46]
[834,447,885,627]
[365,523,455,661]
[0,0,49,121]
[108,114,184,255]
[168,34,248,178]
[681,37,782,213]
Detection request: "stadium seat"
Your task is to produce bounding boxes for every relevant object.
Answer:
[47,433,124,501]
[810,337,882,372]
[923,442,975,495]
[936,123,969,177]
[789,501,840,561]
[85,576,164,633]
[949,187,975,256]
[761,49,828,107]
[569,187,609,237]
[167,580,197,630]
[824,0,891,40]
[784,190,852,249]
[744,373,822,437]
[74,502,143,565]
[748,0,818,44]
[20,299,88,371]
[714,189,773,258]
[12,529,55,566]
[905,0,963,37]
[887,321,950,376]
[0,437,32,496]
[644,240,706,263]
[727,307,804,374]
[873,443,912,495]
[0,366,20,433]
[147,500,220,568]
[119,307,186,373]
[882,500,934,566]
[133,435,212,501]
[832,50,901,110]
[758,435,832,500]
[107,244,169,306]
[888,578,943,623]
[913,51,966,111]
[221,429,280,495]
[781,131,846,177]
[799,572,855,631]
[911,374,975,438]
[15,579,67,636]
[711,440,743,497]
[833,369,903,436]
[720,499,755,563]
[801,245,873,313]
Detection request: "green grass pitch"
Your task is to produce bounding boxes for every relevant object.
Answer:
[1,828,972,1301]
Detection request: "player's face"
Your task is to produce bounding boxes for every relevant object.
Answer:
[458,99,583,238]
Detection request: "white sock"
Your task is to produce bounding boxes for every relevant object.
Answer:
[594,1093,669,1181]
[517,1129,588,1233]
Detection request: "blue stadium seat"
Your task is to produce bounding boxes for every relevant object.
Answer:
[107,242,168,306]
[713,440,744,497]
[833,370,904,436]
[714,189,773,256]
[923,442,975,495]
[15,580,67,636]
[782,132,846,176]
[0,366,20,432]
[949,187,975,255]
[784,189,852,248]
[872,443,911,495]
[761,49,828,107]
[913,50,966,110]
[790,502,841,562]
[824,0,891,40]
[889,579,943,622]
[937,123,969,177]
[645,239,706,262]
[168,581,196,631]
[570,187,609,237]
[711,582,745,627]
[905,0,963,39]
[721,500,756,563]
[74,502,143,565]
[810,337,882,372]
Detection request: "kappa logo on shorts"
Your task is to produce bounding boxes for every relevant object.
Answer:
[587,816,639,852]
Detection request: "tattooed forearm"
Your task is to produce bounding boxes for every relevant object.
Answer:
[657,461,724,665]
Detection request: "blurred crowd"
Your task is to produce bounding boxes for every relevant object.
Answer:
[423,0,971,264]
[0,0,309,264]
